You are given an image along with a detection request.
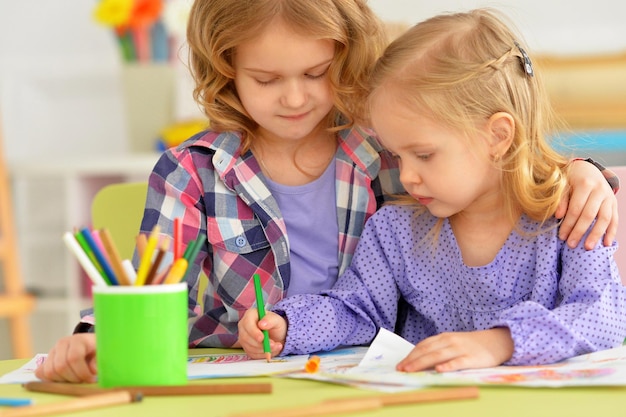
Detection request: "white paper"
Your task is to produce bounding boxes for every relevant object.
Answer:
[187,352,310,379]
[284,329,626,389]
[357,327,415,369]
[0,352,310,384]
[0,354,46,384]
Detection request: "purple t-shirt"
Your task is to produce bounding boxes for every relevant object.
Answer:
[265,161,339,296]
[274,204,626,365]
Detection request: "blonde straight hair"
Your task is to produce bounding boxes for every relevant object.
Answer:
[368,8,569,226]
[186,0,387,152]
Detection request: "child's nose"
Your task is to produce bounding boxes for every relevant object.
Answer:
[399,164,422,187]
[281,79,307,108]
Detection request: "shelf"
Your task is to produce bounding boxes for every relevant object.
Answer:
[9,153,161,341]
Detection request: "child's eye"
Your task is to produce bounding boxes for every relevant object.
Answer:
[417,153,432,161]
[305,69,328,80]
[256,79,275,86]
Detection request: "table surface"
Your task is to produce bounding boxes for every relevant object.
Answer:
[1,351,626,417]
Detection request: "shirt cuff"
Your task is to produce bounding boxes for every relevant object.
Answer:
[73,322,95,334]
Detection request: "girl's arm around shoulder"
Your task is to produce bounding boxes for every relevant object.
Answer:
[557,158,620,249]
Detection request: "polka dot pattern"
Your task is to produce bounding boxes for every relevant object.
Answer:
[274,205,626,365]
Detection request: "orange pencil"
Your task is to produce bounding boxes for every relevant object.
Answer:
[99,229,131,285]
[135,233,148,260]
[163,258,188,284]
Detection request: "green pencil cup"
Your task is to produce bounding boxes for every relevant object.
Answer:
[93,283,188,387]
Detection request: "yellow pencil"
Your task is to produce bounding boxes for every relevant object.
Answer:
[163,258,188,284]
[134,225,161,286]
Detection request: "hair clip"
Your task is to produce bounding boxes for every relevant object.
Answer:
[514,41,534,77]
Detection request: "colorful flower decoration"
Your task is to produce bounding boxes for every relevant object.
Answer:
[93,0,191,63]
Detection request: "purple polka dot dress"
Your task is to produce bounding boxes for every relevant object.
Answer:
[274,205,626,365]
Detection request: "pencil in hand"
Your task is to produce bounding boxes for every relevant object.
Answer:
[253,273,272,362]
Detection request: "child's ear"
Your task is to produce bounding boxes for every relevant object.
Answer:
[486,112,515,159]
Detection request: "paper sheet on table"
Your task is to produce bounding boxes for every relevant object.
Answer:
[285,328,420,392]
[0,354,46,384]
[286,328,626,389]
[0,352,310,384]
[187,352,309,379]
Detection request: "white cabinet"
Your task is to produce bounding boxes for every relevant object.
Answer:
[9,153,160,353]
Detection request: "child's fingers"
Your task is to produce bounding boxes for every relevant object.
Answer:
[237,309,263,348]
[258,311,288,344]
[36,334,97,383]
[396,336,451,372]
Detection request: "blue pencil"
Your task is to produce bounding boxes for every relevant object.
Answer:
[0,397,32,407]
[79,227,119,286]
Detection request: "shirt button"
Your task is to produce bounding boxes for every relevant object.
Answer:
[235,236,246,247]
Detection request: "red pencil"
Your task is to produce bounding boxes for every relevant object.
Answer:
[173,217,182,260]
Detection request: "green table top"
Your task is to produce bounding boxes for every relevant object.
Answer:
[1,350,626,417]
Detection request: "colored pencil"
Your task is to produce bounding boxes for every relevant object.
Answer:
[135,225,161,286]
[22,382,273,397]
[99,228,131,285]
[0,397,32,407]
[163,258,188,284]
[62,232,108,287]
[91,230,111,264]
[150,265,169,285]
[182,235,204,281]
[253,273,271,362]
[144,248,165,285]
[73,231,107,283]
[121,259,137,285]
[79,227,119,286]
[227,386,479,417]
[173,217,182,260]
[0,391,141,417]
[135,233,148,259]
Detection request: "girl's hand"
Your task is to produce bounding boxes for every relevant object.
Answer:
[34,333,97,383]
[556,159,618,249]
[237,309,287,359]
[396,328,514,373]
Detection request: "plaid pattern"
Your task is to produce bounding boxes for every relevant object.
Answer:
[140,127,402,348]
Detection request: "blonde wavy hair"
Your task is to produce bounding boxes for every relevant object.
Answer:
[367,8,569,227]
[186,0,387,152]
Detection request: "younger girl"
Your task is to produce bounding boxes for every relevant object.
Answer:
[238,8,626,371]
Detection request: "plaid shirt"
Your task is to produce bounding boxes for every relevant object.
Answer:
[140,127,403,348]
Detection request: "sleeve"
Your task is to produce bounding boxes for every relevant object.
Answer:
[496,232,626,365]
[274,208,404,355]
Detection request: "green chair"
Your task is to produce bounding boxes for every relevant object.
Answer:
[91,182,148,261]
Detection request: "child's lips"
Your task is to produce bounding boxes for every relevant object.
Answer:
[281,111,309,121]
[416,196,433,205]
